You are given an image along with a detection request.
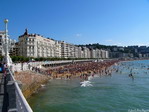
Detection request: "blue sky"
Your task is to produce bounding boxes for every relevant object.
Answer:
[0,0,149,46]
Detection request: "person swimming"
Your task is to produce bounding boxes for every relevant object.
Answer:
[129,73,134,80]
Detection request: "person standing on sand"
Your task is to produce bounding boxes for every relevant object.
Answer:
[28,64,31,70]
[21,62,24,70]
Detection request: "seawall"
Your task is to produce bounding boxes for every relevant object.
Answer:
[14,71,51,99]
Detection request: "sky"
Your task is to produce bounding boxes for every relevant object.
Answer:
[0,0,149,46]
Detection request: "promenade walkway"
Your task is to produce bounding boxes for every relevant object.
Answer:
[0,73,4,112]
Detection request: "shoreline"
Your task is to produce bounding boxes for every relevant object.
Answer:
[44,60,120,80]
[28,59,149,112]
[14,59,119,98]
[14,58,148,99]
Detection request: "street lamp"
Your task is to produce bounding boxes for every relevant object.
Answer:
[3,19,12,67]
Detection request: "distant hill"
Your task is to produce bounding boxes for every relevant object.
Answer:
[77,43,135,54]
[77,43,117,50]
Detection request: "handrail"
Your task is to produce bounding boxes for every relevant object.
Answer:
[8,68,33,112]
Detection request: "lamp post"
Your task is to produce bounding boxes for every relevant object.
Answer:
[3,19,12,67]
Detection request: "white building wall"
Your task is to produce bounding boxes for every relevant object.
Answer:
[18,30,110,59]
[77,47,82,58]
[105,50,109,58]
[18,31,58,58]
[0,31,16,56]
[90,49,96,58]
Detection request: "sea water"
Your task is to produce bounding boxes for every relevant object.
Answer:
[28,60,149,112]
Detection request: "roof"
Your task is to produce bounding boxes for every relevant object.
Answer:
[0,31,5,34]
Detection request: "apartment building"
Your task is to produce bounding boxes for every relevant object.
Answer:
[60,41,79,58]
[0,31,16,56]
[17,29,109,59]
[18,29,58,58]
[55,40,61,58]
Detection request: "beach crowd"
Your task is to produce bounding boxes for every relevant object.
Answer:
[13,60,119,98]
[43,60,119,79]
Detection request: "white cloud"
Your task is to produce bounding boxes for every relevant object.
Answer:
[135,43,149,46]
[75,33,82,37]
[116,42,122,45]
[105,39,123,46]
[106,39,113,42]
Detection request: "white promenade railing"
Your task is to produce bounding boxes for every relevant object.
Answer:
[8,68,33,112]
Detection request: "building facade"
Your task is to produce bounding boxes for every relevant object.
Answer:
[0,31,16,56]
[18,29,58,58]
[17,29,109,59]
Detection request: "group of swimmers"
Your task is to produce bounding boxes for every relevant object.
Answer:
[114,61,149,80]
